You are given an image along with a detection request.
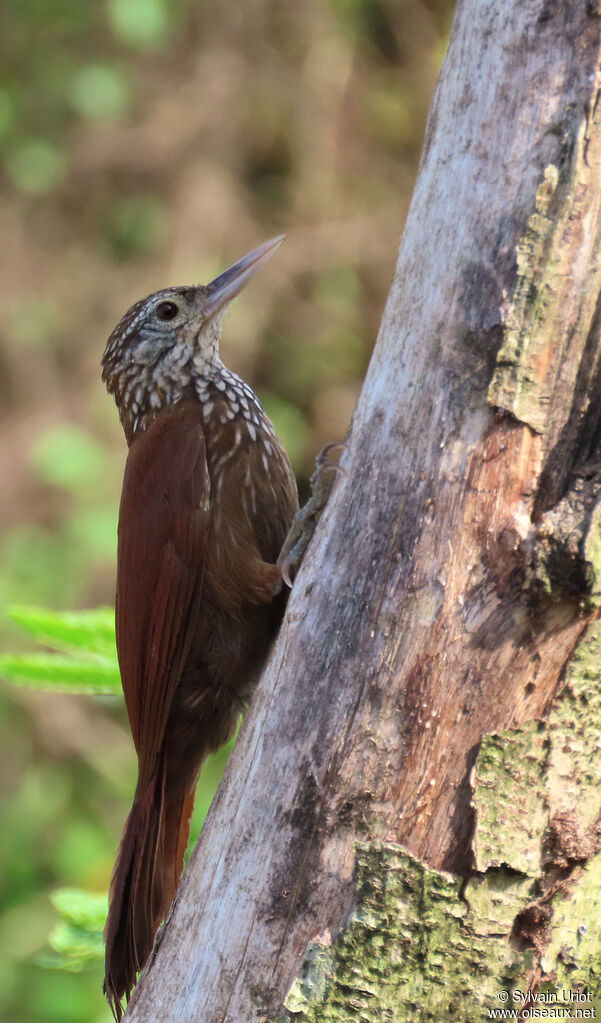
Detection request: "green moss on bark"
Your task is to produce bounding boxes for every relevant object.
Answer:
[541,851,601,997]
[471,721,548,875]
[274,617,601,1023]
[583,501,601,608]
[546,617,601,836]
[278,844,532,1023]
[488,163,564,432]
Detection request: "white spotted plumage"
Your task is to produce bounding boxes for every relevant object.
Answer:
[101,279,298,555]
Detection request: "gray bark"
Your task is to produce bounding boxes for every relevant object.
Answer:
[126,2,601,1020]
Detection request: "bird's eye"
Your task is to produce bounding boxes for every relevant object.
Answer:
[155,300,179,321]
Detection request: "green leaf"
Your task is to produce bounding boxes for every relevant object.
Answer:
[50,889,107,930]
[1,606,120,694]
[7,606,116,658]
[0,653,121,694]
[39,889,106,971]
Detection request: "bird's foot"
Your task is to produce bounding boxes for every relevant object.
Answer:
[277,442,345,588]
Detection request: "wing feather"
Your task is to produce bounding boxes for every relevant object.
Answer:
[115,401,210,775]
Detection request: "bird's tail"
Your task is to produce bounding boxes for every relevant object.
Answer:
[103,761,196,1020]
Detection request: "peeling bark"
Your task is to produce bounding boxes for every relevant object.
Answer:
[125,2,601,1021]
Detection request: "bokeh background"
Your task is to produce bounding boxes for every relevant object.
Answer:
[0,1,453,1020]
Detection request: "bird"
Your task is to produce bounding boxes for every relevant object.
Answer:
[100,236,298,1019]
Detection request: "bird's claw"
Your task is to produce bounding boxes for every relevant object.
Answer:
[277,551,295,590]
[277,441,346,588]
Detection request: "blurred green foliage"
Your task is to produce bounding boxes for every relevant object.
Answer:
[31,427,109,498]
[0,606,119,693]
[69,66,129,121]
[42,889,106,973]
[107,0,172,50]
[0,0,453,1020]
[0,604,234,1019]
[5,139,66,196]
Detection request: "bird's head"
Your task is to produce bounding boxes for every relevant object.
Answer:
[102,235,284,439]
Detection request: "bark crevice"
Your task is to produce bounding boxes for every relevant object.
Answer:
[532,460,601,603]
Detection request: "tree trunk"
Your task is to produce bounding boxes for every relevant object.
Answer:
[126,2,601,1021]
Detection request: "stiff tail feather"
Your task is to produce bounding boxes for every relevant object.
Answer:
[103,761,195,1020]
